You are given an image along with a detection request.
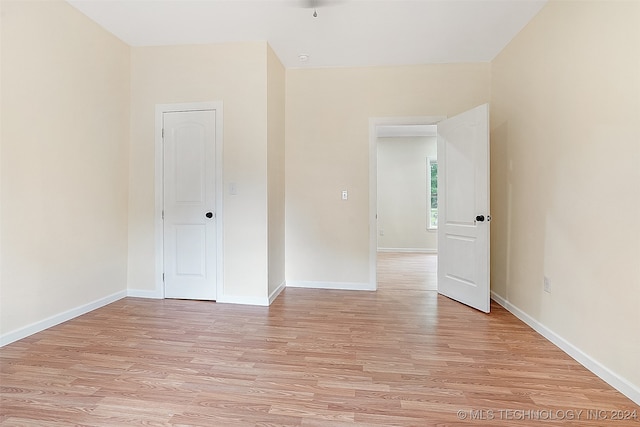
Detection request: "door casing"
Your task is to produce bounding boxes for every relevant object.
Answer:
[154,102,224,299]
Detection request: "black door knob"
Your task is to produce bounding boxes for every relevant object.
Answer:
[476,215,485,222]
[205,212,213,219]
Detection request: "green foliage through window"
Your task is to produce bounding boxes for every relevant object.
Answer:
[428,159,438,229]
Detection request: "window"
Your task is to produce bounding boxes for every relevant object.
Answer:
[427,158,438,229]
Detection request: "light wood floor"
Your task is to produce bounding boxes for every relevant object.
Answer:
[1,253,638,426]
[377,252,437,291]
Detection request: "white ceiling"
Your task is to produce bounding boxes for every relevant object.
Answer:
[67,0,547,68]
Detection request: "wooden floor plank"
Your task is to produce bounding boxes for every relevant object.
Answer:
[1,253,638,425]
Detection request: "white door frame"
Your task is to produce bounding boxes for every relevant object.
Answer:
[368,115,446,290]
[154,102,224,298]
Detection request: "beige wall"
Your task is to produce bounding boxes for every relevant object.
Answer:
[0,1,130,335]
[267,46,286,297]
[377,136,437,251]
[491,0,640,390]
[128,42,271,301]
[0,0,4,321]
[285,64,490,285]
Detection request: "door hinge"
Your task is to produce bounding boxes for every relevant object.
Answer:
[162,128,164,138]
[162,210,164,220]
[162,273,165,282]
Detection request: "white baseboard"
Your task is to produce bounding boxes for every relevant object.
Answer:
[216,294,270,306]
[491,291,640,406]
[128,287,277,306]
[377,248,437,254]
[0,290,127,347]
[287,280,375,291]
[127,288,163,299]
[269,281,286,304]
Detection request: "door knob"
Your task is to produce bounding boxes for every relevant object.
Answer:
[205,212,213,219]
[475,215,485,222]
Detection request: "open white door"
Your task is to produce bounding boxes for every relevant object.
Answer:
[437,104,490,312]
[163,110,217,300]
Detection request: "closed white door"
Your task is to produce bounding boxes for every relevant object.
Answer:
[437,104,490,312]
[163,110,217,300]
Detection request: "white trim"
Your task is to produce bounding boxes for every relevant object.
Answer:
[154,102,224,301]
[369,116,446,292]
[269,281,286,304]
[377,248,437,254]
[376,124,437,138]
[368,119,378,291]
[491,291,640,406]
[287,281,375,291]
[127,288,163,299]
[216,295,270,306]
[0,290,126,347]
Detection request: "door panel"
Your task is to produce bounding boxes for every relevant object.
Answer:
[437,104,490,313]
[174,128,206,203]
[174,224,206,276]
[164,110,216,300]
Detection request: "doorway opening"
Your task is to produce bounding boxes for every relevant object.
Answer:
[369,105,491,313]
[368,116,445,291]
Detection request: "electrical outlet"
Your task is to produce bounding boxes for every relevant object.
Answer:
[543,276,551,293]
